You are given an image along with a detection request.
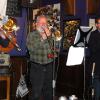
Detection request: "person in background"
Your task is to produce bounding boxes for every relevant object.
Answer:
[88,17,100,100]
[27,15,57,100]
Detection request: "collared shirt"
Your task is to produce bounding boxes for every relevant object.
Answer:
[27,30,57,64]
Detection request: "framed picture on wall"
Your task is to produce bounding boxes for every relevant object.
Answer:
[63,19,80,49]
[89,18,96,31]
[63,0,76,16]
[86,0,100,15]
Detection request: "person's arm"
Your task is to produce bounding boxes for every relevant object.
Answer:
[88,33,95,61]
[26,32,34,52]
[27,31,43,52]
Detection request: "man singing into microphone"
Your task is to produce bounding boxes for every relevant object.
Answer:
[88,17,100,100]
[27,15,57,100]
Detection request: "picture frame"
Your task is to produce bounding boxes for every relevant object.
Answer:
[89,18,96,31]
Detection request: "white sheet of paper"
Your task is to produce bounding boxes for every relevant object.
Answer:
[66,46,84,66]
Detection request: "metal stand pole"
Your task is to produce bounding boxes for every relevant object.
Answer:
[91,63,95,100]
[53,40,61,98]
[83,38,94,100]
[83,38,86,100]
[53,39,56,97]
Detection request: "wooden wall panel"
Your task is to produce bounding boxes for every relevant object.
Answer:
[63,0,76,15]
[87,0,100,15]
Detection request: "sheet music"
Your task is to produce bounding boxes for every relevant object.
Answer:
[66,46,84,66]
[66,26,92,66]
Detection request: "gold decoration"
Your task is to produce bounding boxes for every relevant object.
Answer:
[63,20,80,49]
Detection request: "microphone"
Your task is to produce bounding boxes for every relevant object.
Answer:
[37,25,47,33]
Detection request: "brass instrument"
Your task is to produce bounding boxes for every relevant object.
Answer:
[3,18,19,32]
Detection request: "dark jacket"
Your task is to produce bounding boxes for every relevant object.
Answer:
[88,29,100,76]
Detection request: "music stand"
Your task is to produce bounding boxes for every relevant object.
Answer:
[75,26,93,100]
[67,26,93,100]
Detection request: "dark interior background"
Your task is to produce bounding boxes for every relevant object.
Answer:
[1,0,100,99]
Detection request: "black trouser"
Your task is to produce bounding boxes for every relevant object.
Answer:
[29,62,53,100]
